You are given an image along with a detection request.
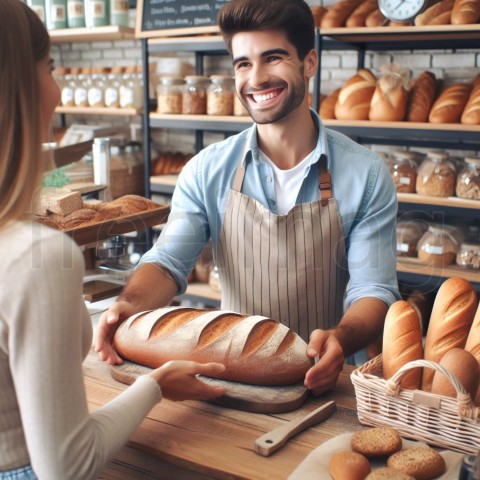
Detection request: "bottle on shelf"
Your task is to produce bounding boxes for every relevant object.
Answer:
[67,0,85,27]
[109,0,129,27]
[88,67,109,108]
[45,0,67,30]
[74,67,90,107]
[104,66,123,108]
[157,76,184,114]
[61,67,78,107]
[456,157,480,201]
[85,0,109,27]
[416,150,457,197]
[207,75,235,116]
[119,66,142,109]
[182,75,209,115]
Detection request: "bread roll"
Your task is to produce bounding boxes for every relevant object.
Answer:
[428,83,471,124]
[366,468,415,480]
[415,0,454,25]
[387,447,446,479]
[383,301,423,389]
[465,303,480,404]
[320,0,365,28]
[329,451,371,480]
[351,426,402,458]
[431,348,480,399]
[451,0,480,24]
[319,88,340,120]
[365,9,386,27]
[113,306,314,386]
[461,75,480,124]
[369,75,408,121]
[405,71,437,123]
[422,277,478,391]
[335,69,377,121]
[346,0,378,27]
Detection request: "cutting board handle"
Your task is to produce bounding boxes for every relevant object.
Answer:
[254,400,336,457]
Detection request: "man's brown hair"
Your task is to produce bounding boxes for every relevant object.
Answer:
[218,0,315,60]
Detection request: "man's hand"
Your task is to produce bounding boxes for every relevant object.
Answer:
[304,329,344,396]
[94,300,138,365]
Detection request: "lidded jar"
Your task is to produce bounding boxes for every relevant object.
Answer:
[415,150,456,197]
[182,75,209,115]
[456,241,480,270]
[157,76,184,114]
[207,75,234,116]
[456,157,480,200]
[390,150,418,193]
[396,219,427,257]
[417,224,460,266]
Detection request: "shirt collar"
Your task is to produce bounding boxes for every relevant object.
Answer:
[241,109,329,168]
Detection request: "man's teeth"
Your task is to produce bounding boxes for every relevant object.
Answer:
[253,92,276,103]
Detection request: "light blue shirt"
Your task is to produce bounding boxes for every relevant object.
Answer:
[141,110,400,309]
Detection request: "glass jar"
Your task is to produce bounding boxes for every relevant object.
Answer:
[182,75,209,115]
[390,151,418,193]
[207,75,234,116]
[417,225,459,266]
[119,66,142,109]
[157,76,184,114]
[74,68,90,107]
[396,219,427,257]
[456,157,480,200]
[234,93,249,116]
[104,66,123,108]
[456,242,480,270]
[87,67,108,108]
[415,150,457,197]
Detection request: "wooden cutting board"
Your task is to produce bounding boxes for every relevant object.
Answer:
[111,360,309,414]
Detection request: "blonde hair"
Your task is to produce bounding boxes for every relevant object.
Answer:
[0,0,50,227]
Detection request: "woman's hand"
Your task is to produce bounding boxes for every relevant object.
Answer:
[149,361,226,401]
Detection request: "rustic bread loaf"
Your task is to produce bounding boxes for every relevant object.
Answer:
[428,83,472,123]
[346,0,378,27]
[422,277,478,391]
[415,0,454,25]
[382,300,423,389]
[113,307,314,386]
[335,69,377,121]
[320,0,365,28]
[319,88,341,120]
[451,0,480,24]
[368,74,408,121]
[387,447,446,479]
[351,426,402,458]
[52,208,105,230]
[405,71,438,122]
[461,75,480,124]
[329,451,371,480]
[365,9,386,27]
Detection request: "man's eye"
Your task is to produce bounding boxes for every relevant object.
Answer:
[266,55,281,63]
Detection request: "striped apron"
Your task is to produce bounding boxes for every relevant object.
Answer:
[215,152,349,342]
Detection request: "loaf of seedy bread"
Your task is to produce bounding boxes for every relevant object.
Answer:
[428,83,472,123]
[465,303,480,404]
[461,75,480,124]
[415,0,454,25]
[422,277,478,391]
[451,0,480,24]
[368,74,408,122]
[319,88,340,120]
[335,69,377,121]
[382,300,423,389]
[405,71,438,123]
[321,0,365,28]
[346,0,378,27]
[113,306,314,386]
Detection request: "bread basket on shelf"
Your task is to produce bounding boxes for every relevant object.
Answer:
[351,354,480,454]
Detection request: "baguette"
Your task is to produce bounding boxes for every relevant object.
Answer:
[414,0,454,25]
[461,75,480,124]
[405,71,438,123]
[335,69,377,121]
[382,300,423,389]
[465,303,480,404]
[321,0,365,28]
[451,0,480,24]
[369,75,408,122]
[113,306,314,386]
[422,277,478,391]
[319,88,340,119]
[346,0,378,27]
[428,83,472,123]
[365,9,386,27]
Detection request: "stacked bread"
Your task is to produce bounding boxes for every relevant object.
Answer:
[382,277,480,404]
[152,151,193,176]
[113,306,314,386]
[415,0,480,26]
[37,194,158,230]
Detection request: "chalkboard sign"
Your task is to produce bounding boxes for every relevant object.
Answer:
[136,0,230,38]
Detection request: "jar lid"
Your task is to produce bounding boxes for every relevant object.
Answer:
[460,242,480,252]
[391,150,418,161]
[427,150,449,161]
[184,75,209,84]
[465,157,480,166]
[159,76,185,85]
[210,74,234,83]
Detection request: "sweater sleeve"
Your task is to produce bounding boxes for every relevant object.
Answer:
[7,230,162,480]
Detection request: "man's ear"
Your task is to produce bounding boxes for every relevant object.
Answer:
[304,48,318,79]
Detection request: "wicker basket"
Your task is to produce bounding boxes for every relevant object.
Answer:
[351,354,480,454]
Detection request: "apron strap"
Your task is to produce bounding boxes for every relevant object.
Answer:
[232,144,249,192]
[318,154,332,207]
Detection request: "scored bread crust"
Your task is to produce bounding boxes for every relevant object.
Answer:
[405,71,437,123]
[113,306,314,386]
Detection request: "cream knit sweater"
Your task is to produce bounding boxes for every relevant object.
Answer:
[0,221,162,479]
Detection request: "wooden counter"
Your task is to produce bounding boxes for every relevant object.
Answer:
[83,351,361,480]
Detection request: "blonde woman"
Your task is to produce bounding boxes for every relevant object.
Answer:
[0,1,224,479]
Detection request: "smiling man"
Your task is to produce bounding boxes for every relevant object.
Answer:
[95,0,400,397]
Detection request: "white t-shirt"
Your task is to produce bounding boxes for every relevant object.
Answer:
[259,149,316,215]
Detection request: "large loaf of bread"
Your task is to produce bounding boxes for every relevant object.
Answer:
[320,0,364,28]
[382,300,423,389]
[405,71,438,123]
[113,306,314,386]
[414,0,454,25]
[422,277,478,391]
[451,0,480,24]
[368,74,408,122]
[461,75,480,124]
[428,83,472,123]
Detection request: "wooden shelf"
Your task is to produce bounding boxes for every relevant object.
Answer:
[49,25,135,43]
[56,106,141,116]
[149,113,252,132]
[397,193,480,210]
